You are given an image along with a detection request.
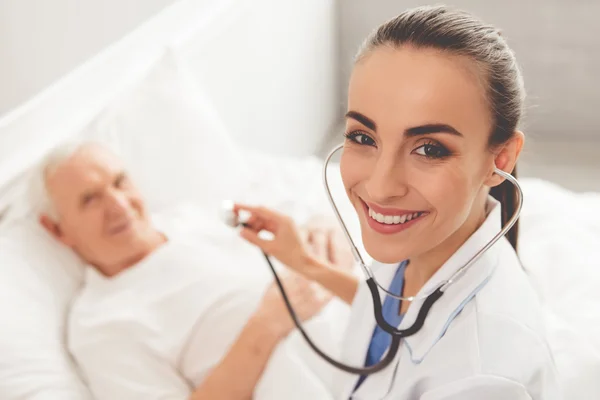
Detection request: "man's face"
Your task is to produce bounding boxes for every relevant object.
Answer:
[42,144,156,274]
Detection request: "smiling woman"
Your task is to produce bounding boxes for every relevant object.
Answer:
[341,41,522,268]
[236,5,560,400]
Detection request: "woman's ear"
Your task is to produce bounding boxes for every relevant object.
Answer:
[485,131,524,187]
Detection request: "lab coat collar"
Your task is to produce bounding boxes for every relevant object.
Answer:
[399,196,503,363]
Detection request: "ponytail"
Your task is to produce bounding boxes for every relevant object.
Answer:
[489,165,519,251]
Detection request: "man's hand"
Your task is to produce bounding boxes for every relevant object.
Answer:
[300,215,355,272]
[254,274,332,340]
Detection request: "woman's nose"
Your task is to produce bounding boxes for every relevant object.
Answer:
[364,153,409,203]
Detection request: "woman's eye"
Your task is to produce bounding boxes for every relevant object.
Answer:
[345,132,376,146]
[414,143,450,159]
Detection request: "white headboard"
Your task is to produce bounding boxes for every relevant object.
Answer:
[0,0,339,214]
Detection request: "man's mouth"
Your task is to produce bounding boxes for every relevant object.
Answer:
[108,220,132,235]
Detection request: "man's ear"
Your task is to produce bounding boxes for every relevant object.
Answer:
[39,214,71,246]
[485,131,525,187]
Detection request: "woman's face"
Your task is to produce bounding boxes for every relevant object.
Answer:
[341,46,497,264]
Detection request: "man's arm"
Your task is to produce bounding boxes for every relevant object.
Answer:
[190,312,282,400]
[191,274,330,400]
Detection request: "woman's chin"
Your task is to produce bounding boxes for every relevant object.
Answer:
[368,253,407,264]
[363,238,410,265]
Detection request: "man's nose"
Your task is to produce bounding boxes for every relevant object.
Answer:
[105,190,129,214]
[364,152,409,203]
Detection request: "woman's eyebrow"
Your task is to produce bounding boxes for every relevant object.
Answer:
[405,124,464,137]
[345,111,377,131]
[345,111,463,138]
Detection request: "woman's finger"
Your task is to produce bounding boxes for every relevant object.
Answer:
[233,203,282,219]
[234,203,284,232]
[244,214,266,232]
[239,227,273,253]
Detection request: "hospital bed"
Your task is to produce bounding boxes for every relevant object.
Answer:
[0,0,599,398]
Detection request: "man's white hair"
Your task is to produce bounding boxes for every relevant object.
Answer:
[31,139,105,221]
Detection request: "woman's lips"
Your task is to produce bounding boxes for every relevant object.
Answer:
[365,201,421,216]
[361,199,428,235]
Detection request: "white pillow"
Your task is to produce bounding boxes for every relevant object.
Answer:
[84,48,251,214]
[0,47,251,398]
[0,219,90,399]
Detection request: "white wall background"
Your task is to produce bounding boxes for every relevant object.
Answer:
[339,0,600,141]
[0,0,176,116]
[0,0,598,191]
[2,0,598,142]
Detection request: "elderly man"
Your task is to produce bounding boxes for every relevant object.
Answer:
[37,141,354,400]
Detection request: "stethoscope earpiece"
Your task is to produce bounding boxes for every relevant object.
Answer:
[220,200,240,228]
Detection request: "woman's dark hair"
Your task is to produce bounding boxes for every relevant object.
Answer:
[356,5,524,251]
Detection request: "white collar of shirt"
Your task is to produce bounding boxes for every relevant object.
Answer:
[368,196,504,363]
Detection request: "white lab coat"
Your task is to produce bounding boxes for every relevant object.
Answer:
[335,198,563,400]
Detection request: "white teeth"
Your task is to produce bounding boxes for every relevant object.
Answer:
[368,209,423,225]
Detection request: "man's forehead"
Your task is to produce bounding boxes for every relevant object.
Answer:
[46,145,124,193]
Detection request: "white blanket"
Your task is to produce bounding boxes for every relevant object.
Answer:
[68,205,350,400]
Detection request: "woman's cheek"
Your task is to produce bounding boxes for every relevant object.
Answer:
[339,153,355,193]
[450,171,478,229]
[340,148,371,191]
[421,166,471,223]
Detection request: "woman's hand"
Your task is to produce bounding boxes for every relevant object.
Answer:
[234,204,315,275]
[234,203,360,305]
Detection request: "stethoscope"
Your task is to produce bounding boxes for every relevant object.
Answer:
[223,143,523,376]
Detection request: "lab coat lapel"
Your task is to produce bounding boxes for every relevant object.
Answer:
[398,197,503,363]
